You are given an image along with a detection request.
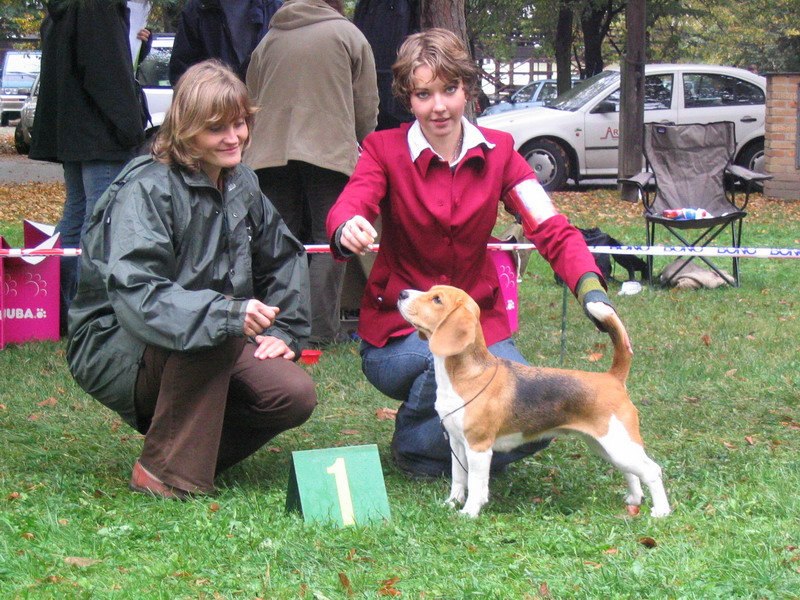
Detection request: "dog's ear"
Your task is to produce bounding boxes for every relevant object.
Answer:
[429,304,477,356]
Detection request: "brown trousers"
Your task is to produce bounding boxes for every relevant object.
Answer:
[134,337,317,494]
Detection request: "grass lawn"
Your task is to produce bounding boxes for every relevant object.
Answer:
[1,186,799,599]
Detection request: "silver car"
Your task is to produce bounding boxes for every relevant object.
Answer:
[481,78,578,116]
[477,64,766,190]
[13,72,38,154]
[14,34,175,155]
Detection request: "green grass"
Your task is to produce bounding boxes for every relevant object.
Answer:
[1,190,799,599]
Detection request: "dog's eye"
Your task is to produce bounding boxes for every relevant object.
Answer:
[432,295,442,304]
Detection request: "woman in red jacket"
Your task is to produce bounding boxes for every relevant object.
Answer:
[326,28,616,478]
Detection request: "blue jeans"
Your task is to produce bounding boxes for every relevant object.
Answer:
[361,333,550,477]
[57,160,126,333]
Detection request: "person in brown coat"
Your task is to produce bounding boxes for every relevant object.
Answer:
[244,0,378,347]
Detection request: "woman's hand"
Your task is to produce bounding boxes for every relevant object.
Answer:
[340,216,377,256]
[243,299,280,337]
[253,335,295,360]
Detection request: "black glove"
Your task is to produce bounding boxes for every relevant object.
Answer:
[576,272,614,332]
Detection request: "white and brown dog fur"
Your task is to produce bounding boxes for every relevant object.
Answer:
[397,285,670,518]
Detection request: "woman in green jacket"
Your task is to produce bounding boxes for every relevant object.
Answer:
[67,60,316,499]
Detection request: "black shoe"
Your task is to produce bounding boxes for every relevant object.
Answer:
[390,438,449,480]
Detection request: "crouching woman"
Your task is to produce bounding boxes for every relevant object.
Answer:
[67,60,316,499]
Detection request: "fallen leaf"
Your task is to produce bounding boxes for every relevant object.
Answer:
[38,397,57,407]
[624,505,640,516]
[28,413,43,421]
[21,532,34,539]
[745,436,755,446]
[338,572,354,595]
[725,368,738,377]
[638,536,657,548]
[341,429,360,435]
[64,556,102,567]
[0,404,6,410]
[209,503,220,512]
[378,576,401,596]
[701,334,711,346]
[7,492,20,501]
[583,561,603,569]
[604,547,620,554]
[376,408,398,420]
[586,352,603,362]
[268,447,281,453]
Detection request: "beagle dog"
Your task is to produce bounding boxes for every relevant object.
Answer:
[397,285,670,518]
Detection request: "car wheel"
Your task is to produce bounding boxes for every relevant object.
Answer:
[735,140,765,191]
[519,139,569,191]
[737,140,765,174]
[14,122,29,155]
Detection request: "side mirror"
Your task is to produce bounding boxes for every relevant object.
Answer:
[592,100,617,114]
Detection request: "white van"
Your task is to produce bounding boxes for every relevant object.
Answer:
[1,50,42,125]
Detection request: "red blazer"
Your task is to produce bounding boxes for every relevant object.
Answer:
[326,124,601,348]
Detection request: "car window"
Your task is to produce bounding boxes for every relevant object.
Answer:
[539,82,558,102]
[136,41,172,88]
[599,74,674,112]
[683,73,765,108]
[548,70,619,111]
[512,82,538,103]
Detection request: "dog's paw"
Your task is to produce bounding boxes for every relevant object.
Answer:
[623,493,643,506]
[650,504,672,518]
[444,491,466,509]
[459,504,482,518]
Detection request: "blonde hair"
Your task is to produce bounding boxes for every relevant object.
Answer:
[152,60,257,171]
[391,28,480,109]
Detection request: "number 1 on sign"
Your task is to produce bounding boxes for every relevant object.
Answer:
[326,457,355,525]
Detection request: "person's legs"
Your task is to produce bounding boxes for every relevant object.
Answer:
[57,162,87,332]
[300,163,349,346]
[134,338,245,494]
[58,160,125,334]
[214,343,317,473]
[362,334,549,478]
[255,164,305,239]
[361,334,447,476]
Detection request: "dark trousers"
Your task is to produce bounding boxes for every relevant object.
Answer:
[134,337,317,493]
[256,162,349,344]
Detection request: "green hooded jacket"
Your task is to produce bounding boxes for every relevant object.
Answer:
[67,156,311,428]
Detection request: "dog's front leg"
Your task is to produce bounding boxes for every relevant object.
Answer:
[460,447,492,518]
[445,435,468,508]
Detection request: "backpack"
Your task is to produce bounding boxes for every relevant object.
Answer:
[555,227,647,283]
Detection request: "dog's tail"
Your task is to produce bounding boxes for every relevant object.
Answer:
[585,302,633,383]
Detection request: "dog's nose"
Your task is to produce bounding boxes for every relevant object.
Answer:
[398,290,409,301]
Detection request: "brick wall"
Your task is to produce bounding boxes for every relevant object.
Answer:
[764,73,800,200]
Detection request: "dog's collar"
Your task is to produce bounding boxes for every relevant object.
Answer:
[440,358,500,471]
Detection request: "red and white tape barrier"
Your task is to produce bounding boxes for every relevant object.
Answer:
[2,243,800,259]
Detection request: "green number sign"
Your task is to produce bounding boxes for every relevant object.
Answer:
[286,444,391,526]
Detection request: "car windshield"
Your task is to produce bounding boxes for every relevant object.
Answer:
[545,70,620,111]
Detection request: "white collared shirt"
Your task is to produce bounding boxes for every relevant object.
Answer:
[407,117,496,166]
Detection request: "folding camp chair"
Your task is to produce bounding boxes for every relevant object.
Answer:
[619,121,771,287]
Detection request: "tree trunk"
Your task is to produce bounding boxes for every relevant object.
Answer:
[618,0,646,202]
[580,4,607,76]
[420,0,473,119]
[555,3,574,93]
[420,0,468,42]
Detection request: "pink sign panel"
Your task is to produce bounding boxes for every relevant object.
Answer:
[0,221,61,349]
[490,248,519,333]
